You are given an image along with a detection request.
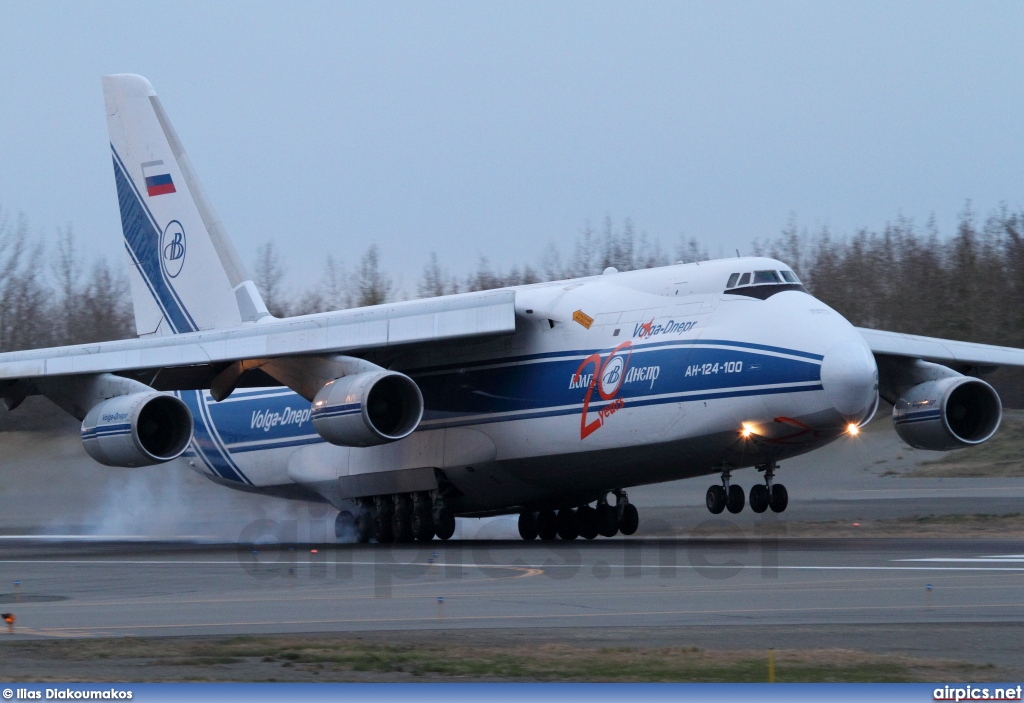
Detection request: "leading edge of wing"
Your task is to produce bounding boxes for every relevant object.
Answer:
[858,326,1024,368]
[0,289,516,381]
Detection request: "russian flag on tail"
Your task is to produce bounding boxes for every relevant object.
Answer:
[141,160,176,197]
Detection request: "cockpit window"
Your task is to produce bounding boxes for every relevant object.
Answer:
[753,270,780,284]
[737,272,751,286]
[780,270,799,283]
[726,273,740,288]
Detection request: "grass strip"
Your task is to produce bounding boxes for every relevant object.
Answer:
[0,635,996,683]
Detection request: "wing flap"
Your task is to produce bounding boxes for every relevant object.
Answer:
[0,289,516,383]
[859,327,1024,367]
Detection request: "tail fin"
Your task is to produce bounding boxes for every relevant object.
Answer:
[102,74,270,336]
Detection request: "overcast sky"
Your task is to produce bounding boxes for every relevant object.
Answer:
[1,1,1022,294]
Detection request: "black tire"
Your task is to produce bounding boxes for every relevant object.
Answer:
[435,510,456,540]
[392,497,414,542]
[537,510,558,541]
[579,505,600,539]
[726,484,745,514]
[597,504,618,537]
[556,508,579,540]
[518,512,538,541]
[411,506,435,541]
[373,510,394,543]
[355,509,374,543]
[769,483,789,513]
[706,485,726,514]
[334,510,355,540]
[749,484,769,514]
[618,503,639,535]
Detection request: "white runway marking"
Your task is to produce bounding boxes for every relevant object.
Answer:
[0,559,1023,572]
[896,554,1024,563]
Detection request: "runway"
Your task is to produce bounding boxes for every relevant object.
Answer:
[3,417,1024,677]
[1,537,1023,639]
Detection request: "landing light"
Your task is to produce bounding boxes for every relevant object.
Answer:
[847,423,860,436]
[740,423,755,438]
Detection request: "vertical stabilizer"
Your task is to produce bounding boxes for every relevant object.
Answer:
[102,74,270,336]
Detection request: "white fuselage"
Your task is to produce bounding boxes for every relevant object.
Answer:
[177,257,878,514]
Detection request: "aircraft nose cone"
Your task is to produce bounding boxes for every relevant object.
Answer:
[820,340,878,422]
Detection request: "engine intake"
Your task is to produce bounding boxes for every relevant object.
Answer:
[893,376,1002,451]
[82,392,194,467]
[311,371,423,447]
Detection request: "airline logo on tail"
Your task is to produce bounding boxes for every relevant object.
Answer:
[142,160,176,196]
[161,220,186,278]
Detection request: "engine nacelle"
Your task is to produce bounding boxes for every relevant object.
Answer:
[81,392,194,467]
[893,376,1002,451]
[311,371,424,447]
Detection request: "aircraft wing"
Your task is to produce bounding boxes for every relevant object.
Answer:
[858,327,1024,368]
[0,289,515,385]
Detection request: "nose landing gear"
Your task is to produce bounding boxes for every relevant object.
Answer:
[750,463,788,513]
[706,464,787,514]
[706,469,745,514]
[749,484,770,513]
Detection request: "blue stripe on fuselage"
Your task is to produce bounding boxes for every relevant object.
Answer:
[207,392,317,446]
[411,338,824,376]
[183,341,823,459]
[412,341,820,420]
[180,391,250,483]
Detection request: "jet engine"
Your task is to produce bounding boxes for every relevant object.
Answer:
[893,376,1002,451]
[311,371,424,447]
[81,392,194,467]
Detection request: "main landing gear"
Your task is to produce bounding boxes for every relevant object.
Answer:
[518,490,639,541]
[706,463,788,515]
[334,491,456,543]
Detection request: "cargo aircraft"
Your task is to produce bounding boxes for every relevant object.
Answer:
[1,75,1020,542]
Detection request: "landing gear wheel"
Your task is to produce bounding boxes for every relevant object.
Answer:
[355,509,373,543]
[597,504,618,537]
[392,496,415,542]
[556,508,579,540]
[435,510,456,540]
[537,510,558,541]
[579,505,600,540]
[518,512,538,541]
[618,503,639,535]
[355,511,373,543]
[373,502,394,543]
[749,484,769,514]
[726,484,745,514]
[334,510,355,540]
[769,484,788,513]
[411,505,435,541]
[706,485,726,514]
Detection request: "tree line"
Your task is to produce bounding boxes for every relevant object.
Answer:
[253,217,708,317]
[3,204,1024,354]
[752,205,1024,348]
[0,210,135,353]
